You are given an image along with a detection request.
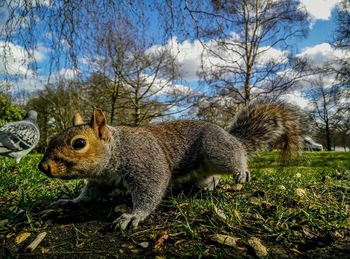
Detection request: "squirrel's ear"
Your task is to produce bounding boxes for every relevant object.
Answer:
[72,112,84,126]
[90,108,111,141]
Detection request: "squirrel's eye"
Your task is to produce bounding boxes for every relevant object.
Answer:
[72,138,86,150]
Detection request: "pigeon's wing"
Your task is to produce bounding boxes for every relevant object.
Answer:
[0,121,40,154]
[0,131,28,154]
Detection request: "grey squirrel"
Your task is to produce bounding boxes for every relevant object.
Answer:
[38,102,301,229]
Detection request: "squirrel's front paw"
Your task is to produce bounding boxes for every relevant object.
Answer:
[113,212,148,230]
[235,171,250,183]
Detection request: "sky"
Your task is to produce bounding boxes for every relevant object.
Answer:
[0,0,347,109]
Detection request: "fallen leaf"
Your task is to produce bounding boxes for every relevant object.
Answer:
[6,233,15,239]
[333,231,343,239]
[232,184,243,191]
[248,237,268,257]
[131,249,140,254]
[114,205,129,214]
[249,197,261,206]
[294,188,307,197]
[290,248,302,254]
[294,173,302,179]
[154,230,169,251]
[122,243,135,249]
[280,223,289,230]
[0,219,8,226]
[26,232,47,252]
[345,205,350,214]
[221,184,232,190]
[213,204,227,221]
[41,247,50,253]
[150,233,158,240]
[177,203,189,208]
[174,239,186,246]
[277,185,286,191]
[253,213,265,221]
[232,209,241,221]
[139,242,149,248]
[211,234,240,248]
[15,232,31,245]
[202,248,210,256]
[302,226,315,238]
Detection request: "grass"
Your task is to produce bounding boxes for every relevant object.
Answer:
[0,151,350,257]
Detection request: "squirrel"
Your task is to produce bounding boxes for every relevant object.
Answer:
[38,102,301,230]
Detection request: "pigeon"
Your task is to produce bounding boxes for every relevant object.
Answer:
[0,110,40,163]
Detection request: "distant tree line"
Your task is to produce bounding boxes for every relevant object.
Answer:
[1,0,350,151]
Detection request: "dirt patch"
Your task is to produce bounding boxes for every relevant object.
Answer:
[1,197,350,258]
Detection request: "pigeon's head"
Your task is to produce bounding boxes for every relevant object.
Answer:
[24,110,38,122]
[38,108,112,179]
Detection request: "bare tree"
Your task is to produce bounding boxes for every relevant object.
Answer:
[86,15,188,126]
[1,1,164,77]
[333,0,350,85]
[307,77,341,151]
[180,0,310,104]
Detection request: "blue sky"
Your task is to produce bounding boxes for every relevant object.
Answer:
[0,0,347,109]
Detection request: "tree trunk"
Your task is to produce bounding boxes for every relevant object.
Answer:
[325,120,332,151]
[110,94,117,125]
[134,105,140,126]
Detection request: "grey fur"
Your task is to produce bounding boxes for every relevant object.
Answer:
[39,103,301,229]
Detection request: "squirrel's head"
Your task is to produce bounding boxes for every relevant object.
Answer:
[38,108,112,179]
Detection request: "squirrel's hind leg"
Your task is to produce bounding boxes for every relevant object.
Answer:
[201,128,250,184]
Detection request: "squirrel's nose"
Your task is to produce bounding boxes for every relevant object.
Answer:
[38,159,56,177]
[38,160,49,174]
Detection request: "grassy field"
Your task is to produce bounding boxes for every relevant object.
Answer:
[0,151,350,258]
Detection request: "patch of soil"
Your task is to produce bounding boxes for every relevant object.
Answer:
[1,198,350,258]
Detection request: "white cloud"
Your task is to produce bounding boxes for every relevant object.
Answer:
[281,91,311,110]
[147,37,205,80]
[256,47,289,66]
[14,75,47,92]
[297,43,346,65]
[56,68,81,80]
[299,0,340,20]
[0,42,48,76]
[296,43,350,87]
[122,72,195,98]
[148,37,289,81]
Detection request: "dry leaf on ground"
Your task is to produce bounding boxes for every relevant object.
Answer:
[211,234,240,248]
[249,197,261,205]
[248,236,268,257]
[154,230,169,251]
[26,232,47,252]
[15,232,31,245]
[294,188,307,197]
[213,204,227,220]
[294,173,302,179]
[232,183,243,191]
[139,241,149,248]
[277,185,286,191]
[232,209,241,221]
[114,205,129,214]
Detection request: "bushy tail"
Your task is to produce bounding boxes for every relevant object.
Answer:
[229,102,302,162]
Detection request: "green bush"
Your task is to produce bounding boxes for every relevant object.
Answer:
[0,95,25,126]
